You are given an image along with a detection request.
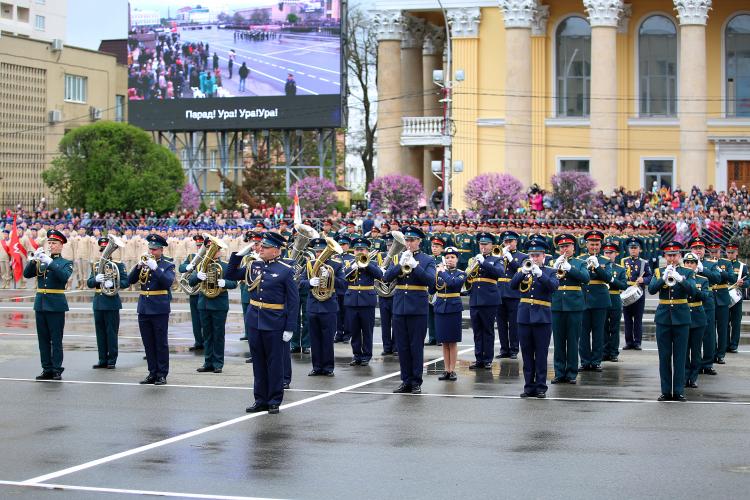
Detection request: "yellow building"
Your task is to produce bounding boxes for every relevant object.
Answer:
[371,0,750,208]
[0,34,128,206]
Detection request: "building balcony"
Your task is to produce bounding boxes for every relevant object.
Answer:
[400,116,451,147]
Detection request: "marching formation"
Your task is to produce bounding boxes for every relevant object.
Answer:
[23,218,747,411]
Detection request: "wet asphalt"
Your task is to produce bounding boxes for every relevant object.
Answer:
[1,289,749,499]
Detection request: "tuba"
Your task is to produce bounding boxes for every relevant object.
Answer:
[310,237,343,301]
[96,234,125,297]
[374,231,407,298]
[198,234,228,299]
[178,242,208,295]
[290,223,319,280]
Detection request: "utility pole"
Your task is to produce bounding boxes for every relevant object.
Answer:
[438,0,452,214]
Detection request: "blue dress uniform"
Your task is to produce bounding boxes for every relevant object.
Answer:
[87,237,129,368]
[335,235,354,343]
[551,234,590,383]
[303,238,347,376]
[188,259,238,372]
[128,234,175,385]
[510,240,559,397]
[344,238,384,365]
[383,226,437,393]
[426,236,446,345]
[226,232,299,413]
[648,242,697,401]
[178,235,205,351]
[726,244,748,353]
[496,231,526,359]
[24,230,73,380]
[240,248,259,362]
[378,235,397,355]
[466,232,504,369]
[683,253,710,388]
[603,241,629,362]
[579,230,612,371]
[434,248,466,345]
[621,238,652,349]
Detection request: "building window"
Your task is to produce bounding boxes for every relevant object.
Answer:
[556,16,591,117]
[34,14,45,30]
[559,158,590,173]
[17,6,29,23]
[643,159,674,191]
[639,15,677,117]
[1,3,12,20]
[64,74,87,103]
[727,14,750,117]
[115,95,125,121]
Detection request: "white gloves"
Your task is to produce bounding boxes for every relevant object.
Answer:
[554,255,565,269]
[236,245,252,257]
[146,258,157,270]
[406,256,418,268]
[39,253,52,265]
[401,251,413,263]
[320,268,330,278]
[587,256,599,268]
[282,331,293,342]
[475,254,485,264]
[217,279,226,288]
[561,261,571,272]
[197,271,207,281]
[521,264,531,275]
[95,273,105,283]
[503,248,513,261]
[309,277,321,287]
[672,271,684,283]
[696,261,703,272]
[104,280,114,289]
[532,264,542,277]
[186,263,194,272]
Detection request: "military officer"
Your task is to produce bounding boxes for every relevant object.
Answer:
[334,234,354,343]
[707,241,736,365]
[128,234,175,385]
[379,233,397,356]
[24,230,73,381]
[648,241,696,402]
[579,230,612,372]
[179,234,205,352]
[226,232,299,414]
[511,239,559,398]
[682,252,710,389]
[496,230,526,359]
[434,247,466,381]
[688,237,722,376]
[602,240,628,362]
[551,233,590,384]
[87,237,129,369]
[725,243,748,354]
[425,235,446,346]
[344,237,383,366]
[369,226,386,253]
[621,237,652,350]
[453,223,476,271]
[383,225,436,394]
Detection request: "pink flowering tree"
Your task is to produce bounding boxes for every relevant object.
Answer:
[288,176,338,218]
[463,173,524,218]
[551,171,597,213]
[368,174,423,216]
[180,183,201,212]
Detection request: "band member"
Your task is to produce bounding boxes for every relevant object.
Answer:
[304,238,346,376]
[87,237,128,369]
[179,235,205,352]
[426,235,445,346]
[25,230,73,380]
[227,232,298,414]
[379,233,397,356]
[240,231,263,362]
[496,230,526,359]
[188,239,238,373]
[710,242,736,364]
[551,234,590,384]
[579,230,612,372]
[726,243,748,353]
[0,229,11,289]
[344,237,383,366]
[334,235,354,343]
[128,234,175,385]
[434,247,466,381]
[383,225,436,394]
[603,240,628,362]
[466,232,504,370]
[648,241,696,402]
[688,238,721,376]
[682,252,709,389]
[621,237,652,350]
[511,239,559,398]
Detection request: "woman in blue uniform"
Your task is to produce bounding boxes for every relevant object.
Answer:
[434,247,466,381]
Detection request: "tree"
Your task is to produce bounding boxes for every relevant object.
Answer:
[551,171,597,214]
[286,13,298,24]
[180,183,201,212]
[345,7,377,188]
[289,176,337,218]
[44,122,184,213]
[218,152,285,209]
[464,173,524,218]
[367,174,423,216]
[232,12,246,25]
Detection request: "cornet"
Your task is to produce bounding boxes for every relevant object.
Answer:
[521,259,534,273]
[555,255,568,279]
[586,255,599,271]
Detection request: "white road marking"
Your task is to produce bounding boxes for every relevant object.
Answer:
[207,40,339,75]
[214,55,319,95]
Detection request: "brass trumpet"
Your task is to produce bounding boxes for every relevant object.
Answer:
[138,253,151,285]
[492,245,503,257]
[521,259,534,273]
[555,255,568,279]
[344,249,378,280]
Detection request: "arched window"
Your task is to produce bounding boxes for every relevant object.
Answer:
[556,16,591,117]
[726,14,750,117]
[639,15,677,117]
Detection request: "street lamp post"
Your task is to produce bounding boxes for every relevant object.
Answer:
[437,0,452,214]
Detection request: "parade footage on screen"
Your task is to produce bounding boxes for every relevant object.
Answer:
[127,0,342,130]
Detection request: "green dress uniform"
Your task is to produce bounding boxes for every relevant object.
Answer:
[728,257,748,352]
[179,253,204,350]
[604,261,628,361]
[648,262,697,401]
[686,274,710,386]
[453,232,476,270]
[712,257,736,362]
[87,260,129,368]
[578,252,612,370]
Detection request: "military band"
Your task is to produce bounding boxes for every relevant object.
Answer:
[497,231,525,359]
[621,237,652,350]
[603,240,629,362]
[179,234,206,352]
[579,230,612,372]
[344,237,383,366]
[434,247,466,381]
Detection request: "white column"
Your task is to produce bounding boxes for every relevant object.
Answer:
[401,14,426,181]
[423,23,446,197]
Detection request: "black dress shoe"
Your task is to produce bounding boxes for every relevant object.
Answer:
[213,368,222,374]
[154,376,167,385]
[469,362,482,370]
[381,351,393,356]
[268,404,280,414]
[520,392,537,398]
[610,357,619,362]
[568,379,577,384]
[424,340,437,346]
[393,383,412,394]
[246,402,268,413]
[438,371,450,381]
[245,357,253,363]
[536,392,546,399]
[51,373,62,381]
[107,365,116,369]
[188,345,204,352]
[674,394,687,402]
[510,354,518,360]
[633,345,642,350]
[483,363,493,369]
[323,371,335,377]
[716,358,726,365]
[239,336,248,341]
[687,381,698,388]
[360,361,369,367]
[139,375,156,384]
[290,347,302,353]
[92,363,107,369]
[411,385,422,394]
[657,394,671,402]
[551,377,566,384]
[579,365,590,372]
[308,370,322,376]
[282,383,290,389]
[302,348,310,354]
[448,372,457,381]
[349,360,361,366]
[703,367,718,375]
[197,366,214,372]
[727,348,738,353]
[622,345,634,350]
[592,365,603,372]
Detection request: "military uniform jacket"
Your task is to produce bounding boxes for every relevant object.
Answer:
[551,257,590,312]
[499,251,527,300]
[607,262,629,310]
[695,274,716,311]
[648,267,697,326]
[303,258,346,313]
[730,259,750,292]
[468,256,504,308]
[178,253,200,274]
[579,253,612,309]
[689,275,710,328]
[226,253,299,332]
[23,255,73,312]
[621,257,652,290]
[337,254,355,297]
[343,261,383,308]
[434,269,466,314]
[127,257,175,315]
[188,260,238,311]
[453,233,476,266]
[710,258,737,307]
[511,267,559,324]
[383,251,437,316]
[238,255,257,305]
[86,260,128,310]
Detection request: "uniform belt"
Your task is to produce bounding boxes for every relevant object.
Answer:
[139,290,169,296]
[627,281,639,286]
[609,290,621,295]
[659,299,687,305]
[588,280,607,285]
[470,278,497,285]
[457,249,472,252]
[250,299,284,310]
[437,292,460,298]
[520,298,551,307]
[396,285,428,291]
[688,301,703,307]
[497,277,511,283]
[557,285,581,291]
[36,288,65,294]
[349,285,374,291]
[712,284,729,290]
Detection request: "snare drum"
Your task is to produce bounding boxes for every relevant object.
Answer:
[621,285,643,307]
[729,287,743,307]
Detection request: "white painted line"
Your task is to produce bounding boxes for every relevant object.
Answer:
[0,480,281,500]
[21,346,475,484]
[214,55,318,95]
[319,78,329,82]
[207,40,340,75]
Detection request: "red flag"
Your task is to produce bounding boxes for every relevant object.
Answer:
[9,215,24,282]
